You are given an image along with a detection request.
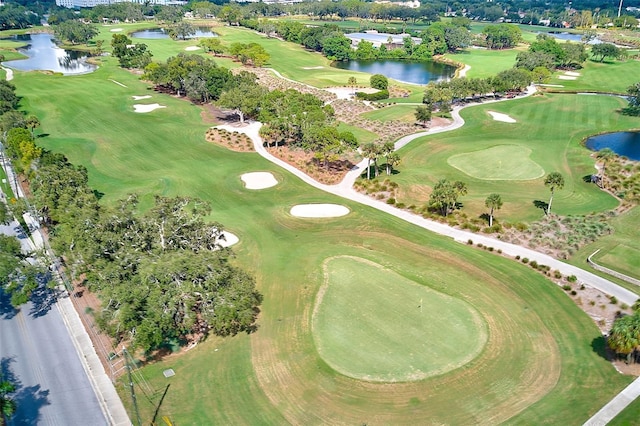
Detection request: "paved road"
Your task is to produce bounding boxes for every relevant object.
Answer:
[0,221,108,426]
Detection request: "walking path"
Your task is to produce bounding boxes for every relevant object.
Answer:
[583,376,640,425]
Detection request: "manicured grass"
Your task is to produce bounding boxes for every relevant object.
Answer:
[444,47,522,78]
[362,104,419,122]
[9,31,635,424]
[313,256,487,382]
[595,244,640,281]
[392,93,633,222]
[548,58,640,94]
[336,121,378,143]
[610,393,640,426]
[448,145,544,180]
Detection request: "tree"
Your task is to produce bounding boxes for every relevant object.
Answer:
[347,76,357,94]
[415,106,432,127]
[544,172,564,215]
[218,82,267,123]
[54,21,98,45]
[608,313,640,364]
[0,374,16,426]
[622,82,640,116]
[591,43,621,62]
[485,193,503,227]
[199,38,225,56]
[169,21,196,40]
[361,142,380,180]
[482,24,521,49]
[26,115,40,138]
[595,148,615,188]
[322,35,352,61]
[370,74,388,90]
[428,179,467,216]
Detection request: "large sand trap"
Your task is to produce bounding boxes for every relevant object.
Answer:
[302,66,323,69]
[564,71,581,76]
[290,204,350,218]
[185,46,201,51]
[110,28,123,32]
[558,75,577,80]
[217,231,239,248]
[132,95,152,100]
[241,172,278,189]
[133,103,166,113]
[488,111,516,123]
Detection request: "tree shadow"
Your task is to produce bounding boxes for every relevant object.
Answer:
[0,287,18,320]
[533,200,548,212]
[591,335,609,361]
[479,213,490,224]
[28,285,56,319]
[36,133,50,139]
[1,356,51,425]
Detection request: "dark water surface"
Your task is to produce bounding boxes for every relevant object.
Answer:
[586,132,640,161]
[131,27,217,39]
[332,59,456,85]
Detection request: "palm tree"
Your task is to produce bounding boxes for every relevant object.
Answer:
[414,105,432,128]
[596,148,615,188]
[544,172,565,215]
[381,141,396,175]
[608,313,640,364]
[385,153,401,175]
[347,76,357,95]
[0,375,16,426]
[485,193,503,227]
[361,142,379,180]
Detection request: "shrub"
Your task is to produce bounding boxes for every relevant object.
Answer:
[567,275,577,283]
[497,249,502,254]
[570,290,577,296]
[522,257,529,264]
[467,239,473,245]
[355,89,389,101]
[562,284,572,291]
[554,270,563,279]
[530,260,538,269]
[515,255,520,260]
[386,197,396,205]
[610,296,618,305]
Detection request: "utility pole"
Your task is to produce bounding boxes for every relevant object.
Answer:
[123,347,142,426]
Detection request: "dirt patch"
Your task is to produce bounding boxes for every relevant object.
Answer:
[205,127,254,152]
[266,145,356,185]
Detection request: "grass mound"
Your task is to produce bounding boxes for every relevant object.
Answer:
[447,145,544,180]
[313,256,487,382]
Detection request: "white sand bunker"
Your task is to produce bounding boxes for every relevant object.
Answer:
[133,103,166,113]
[558,75,577,80]
[325,87,378,100]
[241,172,278,190]
[110,28,123,32]
[302,66,323,69]
[564,71,581,76]
[132,95,152,100]
[185,46,201,51]
[488,111,516,123]
[217,231,239,248]
[290,204,350,218]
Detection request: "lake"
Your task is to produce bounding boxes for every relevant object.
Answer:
[2,33,96,75]
[585,132,640,161]
[540,31,602,44]
[332,59,456,85]
[131,27,217,39]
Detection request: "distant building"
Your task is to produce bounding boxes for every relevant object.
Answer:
[345,31,421,49]
[373,0,420,8]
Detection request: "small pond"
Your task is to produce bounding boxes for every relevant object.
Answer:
[585,132,640,161]
[332,59,456,85]
[539,31,602,44]
[131,27,217,39]
[2,33,96,75]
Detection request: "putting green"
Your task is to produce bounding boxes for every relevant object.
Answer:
[448,145,545,180]
[312,256,487,382]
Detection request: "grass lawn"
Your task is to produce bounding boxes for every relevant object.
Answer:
[610,392,640,425]
[448,145,544,180]
[7,28,638,424]
[391,93,636,222]
[337,121,378,144]
[548,58,640,94]
[444,47,522,78]
[313,256,487,382]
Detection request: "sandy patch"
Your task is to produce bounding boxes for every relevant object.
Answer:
[290,204,350,218]
[110,79,127,88]
[302,66,323,69]
[217,231,239,248]
[132,95,152,100]
[558,75,577,80]
[241,172,278,189]
[487,111,516,123]
[133,103,166,113]
[110,28,123,32]
[325,87,379,100]
[564,71,581,76]
[185,46,201,51]
[538,84,564,87]
[2,67,13,81]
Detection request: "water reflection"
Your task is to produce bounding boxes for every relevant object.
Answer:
[2,33,96,75]
[332,59,455,85]
[131,27,217,39]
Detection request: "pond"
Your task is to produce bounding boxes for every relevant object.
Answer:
[585,132,640,161]
[2,33,96,75]
[131,27,217,39]
[540,31,602,44]
[332,59,456,85]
